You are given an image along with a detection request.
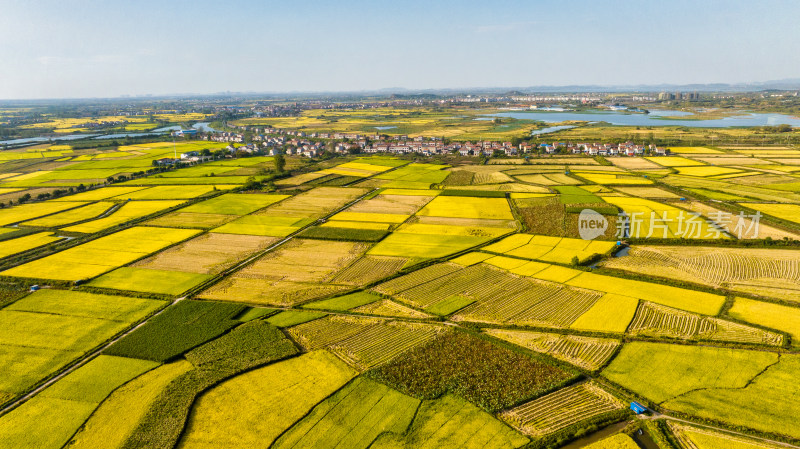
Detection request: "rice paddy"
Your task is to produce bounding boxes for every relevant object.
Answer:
[3,146,800,447]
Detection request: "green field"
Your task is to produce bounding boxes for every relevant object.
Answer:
[87,267,212,295]
[0,289,163,396]
[67,360,194,449]
[104,300,244,361]
[602,342,777,404]
[178,350,356,448]
[273,377,420,449]
[728,297,800,343]
[665,354,800,439]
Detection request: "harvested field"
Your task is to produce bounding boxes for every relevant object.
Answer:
[198,239,368,306]
[609,158,664,170]
[329,255,408,285]
[612,186,680,199]
[500,382,624,437]
[379,262,601,328]
[352,299,432,319]
[133,233,276,275]
[344,193,433,215]
[485,329,620,371]
[602,245,800,302]
[288,315,446,370]
[145,212,238,229]
[678,201,799,240]
[628,302,783,345]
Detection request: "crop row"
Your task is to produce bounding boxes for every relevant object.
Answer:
[374,262,462,295]
[628,302,702,338]
[452,273,601,328]
[329,322,445,370]
[629,301,784,346]
[330,255,408,286]
[486,329,619,371]
[501,382,623,436]
[607,246,800,288]
[397,264,524,309]
[287,315,444,370]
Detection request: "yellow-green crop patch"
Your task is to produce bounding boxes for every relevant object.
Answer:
[566,272,724,315]
[667,146,723,154]
[0,232,63,259]
[0,201,87,226]
[62,200,185,233]
[109,185,222,200]
[0,355,157,449]
[483,234,616,265]
[646,156,706,167]
[729,298,800,343]
[1,226,200,281]
[49,186,149,201]
[181,193,288,215]
[21,202,114,227]
[88,267,212,295]
[0,290,164,395]
[674,166,744,177]
[177,350,356,448]
[574,172,653,185]
[66,360,193,449]
[602,342,777,403]
[741,203,800,224]
[417,196,514,220]
[212,214,313,237]
[570,293,640,333]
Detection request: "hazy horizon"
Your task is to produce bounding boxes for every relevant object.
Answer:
[2,0,799,100]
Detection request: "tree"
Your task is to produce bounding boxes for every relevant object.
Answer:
[570,256,579,267]
[242,176,263,191]
[273,153,286,173]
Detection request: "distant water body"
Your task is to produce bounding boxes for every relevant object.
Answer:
[0,122,216,146]
[489,110,800,128]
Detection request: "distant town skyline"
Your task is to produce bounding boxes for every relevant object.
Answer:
[1,0,799,99]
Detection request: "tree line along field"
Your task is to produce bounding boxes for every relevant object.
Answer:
[2,145,800,448]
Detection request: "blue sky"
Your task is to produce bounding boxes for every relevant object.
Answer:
[1,0,798,99]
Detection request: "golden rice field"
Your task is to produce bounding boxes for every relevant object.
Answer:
[1,226,200,281]
[4,145,800,447]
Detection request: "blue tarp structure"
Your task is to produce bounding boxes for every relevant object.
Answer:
[630,402,647,414]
